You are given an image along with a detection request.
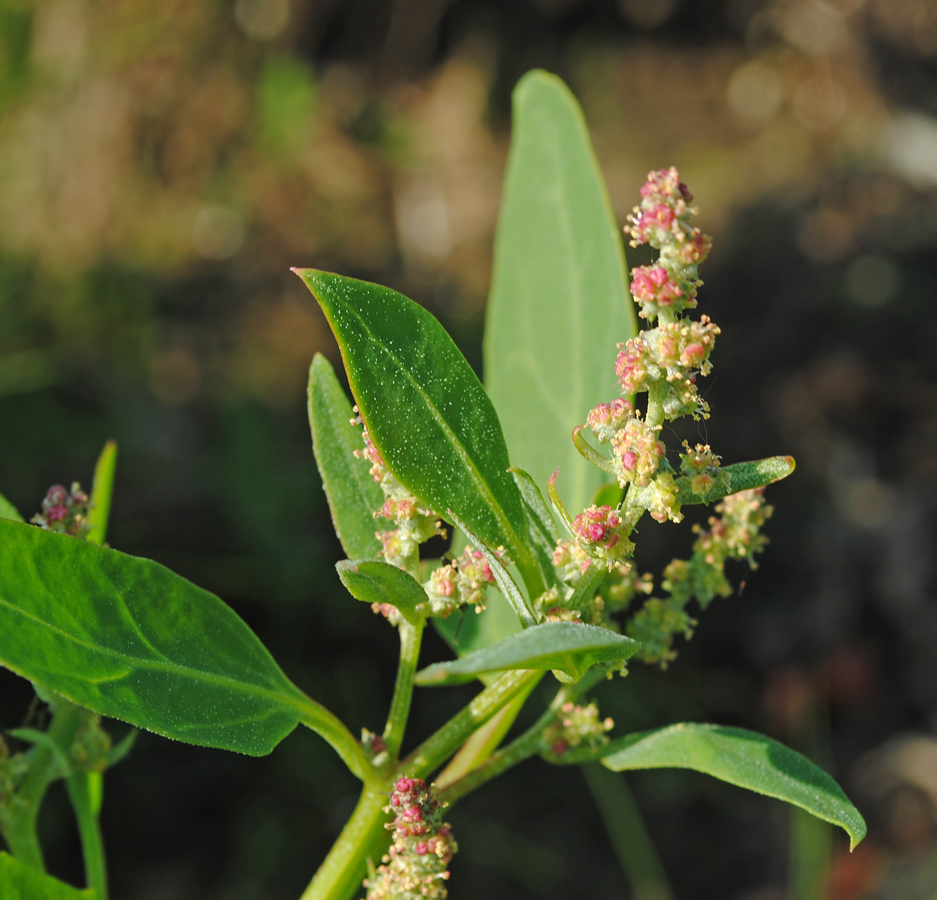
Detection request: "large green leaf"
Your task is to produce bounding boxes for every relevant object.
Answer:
[0,492,24,522]
[295,268,542,595]
[598,723,866,850]
[415,621,639,686]
[0,853,94,900]
[307,353,385,559]
[336,559,427,627]
[485,70,637,516]
[0,519,306,756]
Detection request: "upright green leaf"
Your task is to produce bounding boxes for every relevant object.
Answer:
[415,621,639,685]
[0,520,306,756]
[0,853,94,900]
[295,268,542,595]
[485,70,637,516]
[598,723,866,851]
[0,492,24,522]
[87,440,117,546]
[308,353,385,559]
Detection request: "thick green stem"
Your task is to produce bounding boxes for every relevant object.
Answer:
[401,669,543,779]
[299,783,390,900]
[382,619,424,762]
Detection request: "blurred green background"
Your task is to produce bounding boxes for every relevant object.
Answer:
[2,0,937,897]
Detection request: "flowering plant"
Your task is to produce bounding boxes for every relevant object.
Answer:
[0,71,863,900]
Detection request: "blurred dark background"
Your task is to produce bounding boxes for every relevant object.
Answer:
[1,0,936,897]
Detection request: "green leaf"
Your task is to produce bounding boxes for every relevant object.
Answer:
[672,456,796,506]
[336,559,427,627]
[510,467,560,588]
[599,723,866,851]
[0,519,306,756]
[485,70,637,517]
[415,621,639,686]
[0,853,94,900]
[295,268,542,595]
[0,492,24,522]
[87,440,117,546]
[447,509,536,627]
[308,353,385,559]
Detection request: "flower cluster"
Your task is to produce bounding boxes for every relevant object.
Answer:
[626,167,712,322]
[31,483,90,537]
[627,488,773,666]
[365,777,457,900]
[353,411,443,572]
[542,701,614,756]
[422,546,502,618]
[570,505,634,569]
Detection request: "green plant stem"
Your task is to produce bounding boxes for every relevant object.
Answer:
[2,699,88,872]
[297,697,373,783]
[382,619,424,761]
[299,783,390,900]
[65,771,108,900]
[437,667,606,805]
[401,669,543,779]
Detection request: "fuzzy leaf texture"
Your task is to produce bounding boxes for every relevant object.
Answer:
[308,353,385,559]
[415,621,639,685]
[0,519,309,756]
[485,70,637,516]
[295,268,542,594]
[336,559,428,627]
[0,854,94,900]
[598,723,866,850]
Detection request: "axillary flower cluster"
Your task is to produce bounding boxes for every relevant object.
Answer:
[548,167,774,666]
[364,777,457,900]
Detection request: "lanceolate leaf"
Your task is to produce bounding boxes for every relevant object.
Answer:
[0,492,24,522]
[485,70,637,517]
[0,520,307,756]
[598,723,866,851]
[511,467,560,589]
[336,559,428,627]
[0,853,94,900]
[295,268,542,596]
[308,353,385,559]
[415,621,639,686]
[87,439,117,546]
[447,509,536,628]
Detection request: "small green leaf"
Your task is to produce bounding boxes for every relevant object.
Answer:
[0,492,24,522]
[336,559,427,627]
[485,70,637,517]
[510,467,560,588]
[599,723,866,851]
[415,622,639,686]
[295,268,542,595]
[308,353,385,559]
[447,509,536,628]
[632,456,796,508]
[0,519,306,756]
[87,440,117,546]
[0,854,94,899]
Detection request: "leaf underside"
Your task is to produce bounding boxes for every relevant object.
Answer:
[485,69,637,516]
[416,621,639,685]
[600,723,866,850]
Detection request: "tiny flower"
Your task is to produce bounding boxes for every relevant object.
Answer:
[572,505,634,568]
[32,483,91,537]
[587,398,633,443]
